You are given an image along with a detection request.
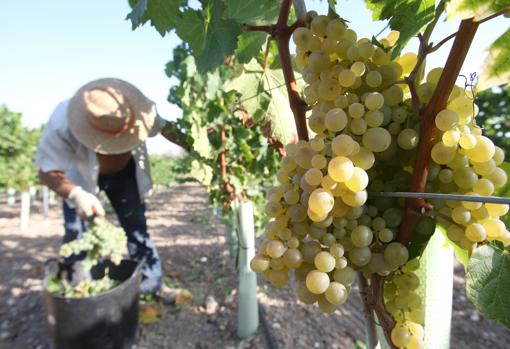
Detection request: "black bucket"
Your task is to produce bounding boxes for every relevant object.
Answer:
[44,259,142,349]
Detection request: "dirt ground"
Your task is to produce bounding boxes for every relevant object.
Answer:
[1,183,509,349]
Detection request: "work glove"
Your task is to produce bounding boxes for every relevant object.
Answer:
[68,186,105,219]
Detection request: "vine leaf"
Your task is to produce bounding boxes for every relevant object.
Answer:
[126,0,180,36]
[225,0,280,25]
[224,60,297,144]
[236,32,268,64]
[190,160,213,186]
[364,0,435,57]
[446,0,510,20]
[174,9,206,56]
[477,28,510,91]
[466,243,510,328]
[197,18,241,74]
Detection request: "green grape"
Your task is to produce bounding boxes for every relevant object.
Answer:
[364,110,384,127]
[293,27,314,48]
[442,129,461,147]
[308,52,330,73]
[482,218,506,238]
[493,146,505,165]
[362,127,392,152]
[351,61,366,77]
[334,95,349,109]
[391,107,408,124]
[348,246,372,266]
[365,70,382,87]
[284,189,300,205]
[350,118,368,135]
[431,142,457,164]
[326,19,346,40]
[485,203,509,217]
[453,167,478,189]
[314,251,336,272]
[342,189,368,207]
[331,134,355,156]
[382,85,404,106]
[438,169,453,183]
[330,243,345,258]
[397,128,419,150]
[266,240,286,258]
[451,206,471,225]
[338,69,356,87]
[384,242,409,268]
[328,156,354,182]
[485,167,508,189]
[464,136,495,163]
[383,208,403,228]
[358,41,375,59]
[351,147,375,170]
[459,133,477,150]
[465,223,487,243]
[350,225,374,247]
[305,167,323,186]
[297,282,318,304]
[333,266,357,286]
[310,15,329,37]
[311,154,327,169]
[309,188,335,215]
[348,102,365,119]
[397,52,417,75]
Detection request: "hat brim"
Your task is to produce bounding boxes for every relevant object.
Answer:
[67,78,157,155]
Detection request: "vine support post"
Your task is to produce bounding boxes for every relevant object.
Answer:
[42,185,49,217]
[7,187,16,206]
[236,200,259,338]
[20,189,30,232]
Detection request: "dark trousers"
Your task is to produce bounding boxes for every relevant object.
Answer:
[62,158,162,293]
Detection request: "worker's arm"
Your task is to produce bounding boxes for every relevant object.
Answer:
[39,170,76,198]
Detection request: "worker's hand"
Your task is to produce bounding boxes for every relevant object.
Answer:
[68,186,105,218]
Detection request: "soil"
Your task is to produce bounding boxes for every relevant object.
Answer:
[1,183,509,349]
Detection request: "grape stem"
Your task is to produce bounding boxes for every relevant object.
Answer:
[367,275,398,349]
[358,273,380,349]
[398,18,480,245]
[241,0,309,141]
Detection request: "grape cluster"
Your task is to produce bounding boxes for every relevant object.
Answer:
[60,219,127,271]
[251,14,508,349]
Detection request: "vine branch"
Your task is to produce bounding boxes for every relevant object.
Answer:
[358,273,379,349]
[398,18,480,245]
[161,121,192,152]
[219,126,235,210]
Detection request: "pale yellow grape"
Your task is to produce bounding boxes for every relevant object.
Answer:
[266,240,286,258]
[493,146,505,165]
[301,241,322,263]
[373,47,391,65]
[343,189,368,207]
[485,167,507,189]
[351,61,366,77]
[351,147,375,170]
[311,154,327,169]
[292,27,314,47]
[347,46,360,61]
[453,167,478,189]
[339,69,356,87]
[306,270,330,294]
[348,103,365,119]
[392,106,408,123]
[309,188,335,214]
[435,109,459,131]
[388,122,401,135]
[297,283,318,304]
[334,95,349,109]
[325,282,348,305]
[438,169,453,183]
[459,133,477,150]
[314,251,336,273]
[466,223,487,243]
[379,64,400,84]
[391,323,411,348]
[329,243,345,258]
[333,266,356,285]
[378,228,394,243]
[473,178,495,196]
[346,92,359,104]
[250,255,270,272]
[350,118,368,135]
[448,153,469,169]
[448,96,476,122]
[358,41,375,59]
[335,256,348,269]
[305,168,323,186]
[300,176,318,193]
[308,52,330,73]
[451,206,471,224]
[397,128,419,150]
[345,167,369,192]
[407,336,425,349]
[426,67,444,84]
[343,28,357,43]
[289,204,307,222]
[335,39,352,60]
[462,193,482,210]
[365,70,382,87]
[482,218,506,238]
[465,136,495,163]
[386,30,400,46]
[326,19,346,40]
[321,37,337,54]
[397,52,418,75]
[382,85,404,106]
[431,142,456,164]
[328,156,354,182]
[269,269,289,288]
[304,86,318,104]
[332,134,355,156]
[270,257,284,271]
[447,224,464,242]
[371,216,386,230]
[283,248,304,269]
[318,78,341,101]
[443,129,461,147]
[472,206,490,220]
[317,295,338,314]
[265,201,283,217]
[485,203,509,217]
[324,108,348,132]
[364,92,384,111]
[365,110,384,127]
[331,199,350,217]
[295,146,315,169]
[310,137,325,151]
[288,237,300,249]
[310,15,329,37]
[321,175,337,190]
[283,190,299,205]
[362,127,392,152]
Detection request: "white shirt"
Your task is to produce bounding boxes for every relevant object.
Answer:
[35,100,166,201]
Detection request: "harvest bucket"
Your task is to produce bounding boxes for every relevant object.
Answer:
[44,259,142,349]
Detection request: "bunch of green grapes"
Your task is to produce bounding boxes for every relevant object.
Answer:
[60,219,127,271]
[250,14,508,349]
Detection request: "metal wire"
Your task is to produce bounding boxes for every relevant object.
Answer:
[368,191,510,204]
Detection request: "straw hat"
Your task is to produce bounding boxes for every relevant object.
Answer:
[67,78,157,154]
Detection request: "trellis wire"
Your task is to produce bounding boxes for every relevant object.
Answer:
[368,191,510,204]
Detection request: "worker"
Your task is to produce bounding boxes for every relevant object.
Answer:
[36,77,175,294]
